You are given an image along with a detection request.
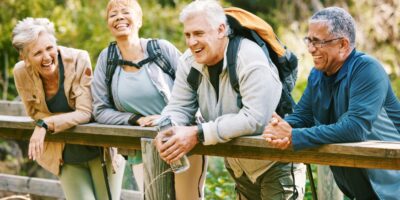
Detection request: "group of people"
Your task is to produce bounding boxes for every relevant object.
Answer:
[11,0,399,199]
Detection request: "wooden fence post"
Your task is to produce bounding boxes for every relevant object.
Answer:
[317,165,343,200]
[141,138,175,200]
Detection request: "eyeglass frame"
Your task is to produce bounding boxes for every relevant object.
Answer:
[303,37,343,48]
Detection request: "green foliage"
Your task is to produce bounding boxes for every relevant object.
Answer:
[205,157,236,199]
[140,1,187,51]
[304,164,318,200]
[0,0,399,199]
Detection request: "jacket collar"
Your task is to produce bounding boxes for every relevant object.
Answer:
[335,49,357,84]
[58,46,76,96]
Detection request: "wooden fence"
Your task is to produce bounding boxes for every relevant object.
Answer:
[1,100,400,199]
[0,174,141,200]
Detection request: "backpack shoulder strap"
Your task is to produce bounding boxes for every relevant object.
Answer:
[147,39,176,80]
[227,36,243,108]
[187,67,202,91]
[105,41,118,107]
[186,36,243,105]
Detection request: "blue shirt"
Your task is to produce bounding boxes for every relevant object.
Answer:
[286,50,400,199]
[117,66,166,116]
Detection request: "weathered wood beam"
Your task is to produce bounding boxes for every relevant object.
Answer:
[0,173,142,200]
[1,115,400,170]
[0,100,26,116]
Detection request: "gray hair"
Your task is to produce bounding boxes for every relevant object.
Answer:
[310,7,356,48]
[179,0,230,34]
[12,17,56,54]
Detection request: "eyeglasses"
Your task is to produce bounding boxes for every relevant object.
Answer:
[303,37,343,48]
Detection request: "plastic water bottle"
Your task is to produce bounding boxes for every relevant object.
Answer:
[157,117,190,174]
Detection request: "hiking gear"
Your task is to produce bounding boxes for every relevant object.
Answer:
[105,40,175,107]
[186,7,298,117]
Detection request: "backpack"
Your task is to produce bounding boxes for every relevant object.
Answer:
[186,7,298,117]
[105,39,175,107]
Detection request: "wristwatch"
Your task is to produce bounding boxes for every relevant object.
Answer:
[197,124,205,143]
[128,114,143,126]
[36,119,48,130]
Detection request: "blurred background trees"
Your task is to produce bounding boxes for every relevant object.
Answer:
[0,0,399,199]
[1,0,399,100]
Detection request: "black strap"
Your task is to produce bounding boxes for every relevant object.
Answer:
[105,42,118,107]
[307,164,318,200]
[147,39,175,80]
[99,148,112,200]
[187,67,202,91]
[226,36,243,108]
[186,36,243,106]
[197,155,206,198]
[115,56,155,68]
[105,40,175,108]
[250,30,270,58]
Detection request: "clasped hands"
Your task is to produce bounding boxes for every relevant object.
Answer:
[262,113,293,150]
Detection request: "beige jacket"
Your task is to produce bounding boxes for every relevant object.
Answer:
[14,46,98,175]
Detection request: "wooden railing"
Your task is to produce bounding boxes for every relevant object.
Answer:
[1,115,399,170]
[0,174,141,200]
[1,100,400,199]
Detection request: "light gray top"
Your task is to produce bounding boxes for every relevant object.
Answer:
[92,38,181,125]
[117,67,166,115]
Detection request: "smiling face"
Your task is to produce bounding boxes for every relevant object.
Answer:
[23,32,58,77]
[107,3,142,39]
[183,15,227,65]
[307,22,348,76]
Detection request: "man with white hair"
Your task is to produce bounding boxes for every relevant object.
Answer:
[264,7,400,200]
[155,0,306,199]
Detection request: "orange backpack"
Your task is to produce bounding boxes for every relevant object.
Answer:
[187,7,298,117]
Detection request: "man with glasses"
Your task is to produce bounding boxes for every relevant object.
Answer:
[263,6,400,200]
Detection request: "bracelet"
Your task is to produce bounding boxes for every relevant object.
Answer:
[197,124,205,143]
[128,114,143,125]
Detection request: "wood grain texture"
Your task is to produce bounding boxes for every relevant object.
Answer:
[1,115,400,169]
[141,138,175,200]
[0,174,142,199]
[0,101,26,116]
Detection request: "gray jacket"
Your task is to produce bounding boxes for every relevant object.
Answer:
[92,39,180,124]
[162,38,282,182]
